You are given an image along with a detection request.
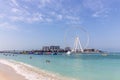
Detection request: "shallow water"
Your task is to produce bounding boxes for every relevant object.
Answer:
[0,53,120,80]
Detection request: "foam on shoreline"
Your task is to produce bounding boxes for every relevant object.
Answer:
[0,59,75,80]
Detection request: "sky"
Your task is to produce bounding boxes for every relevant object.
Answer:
[0,0,120,51]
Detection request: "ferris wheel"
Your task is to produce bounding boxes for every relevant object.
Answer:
[64,26,90,53]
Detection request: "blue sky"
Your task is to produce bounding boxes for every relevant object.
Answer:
[0,0,120,51]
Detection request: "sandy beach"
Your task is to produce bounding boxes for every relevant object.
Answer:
[0,59,72,80]
[0,63,27,80]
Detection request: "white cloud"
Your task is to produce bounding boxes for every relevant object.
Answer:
[83,0,104,11]
[9,16,24,22]
[83,0,109,17]
[26,17,43,23]
[38,0,52,8]
[11,8,21,13]
[10,0,19,7]
[57,14,63,20]
[11,7,30,16]
[40,0,51,5]
[0,22,18,31]
[0,14,5,18]
[25,12,44,23]
[92,9,109,17]
[45,18,53,22]
[9,13,44,23]
[65,15,79,21]
[0,0,81,24]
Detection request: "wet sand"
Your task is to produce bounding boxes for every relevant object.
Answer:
[0,59,74,80]
[0,63,27,80]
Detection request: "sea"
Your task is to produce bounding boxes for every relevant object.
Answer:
[0,53,120,80]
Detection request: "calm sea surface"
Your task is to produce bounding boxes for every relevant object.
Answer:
[0,53,120,80]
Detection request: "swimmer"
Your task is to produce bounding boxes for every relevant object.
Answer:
[46,60,50,63]
[30,56,32,59]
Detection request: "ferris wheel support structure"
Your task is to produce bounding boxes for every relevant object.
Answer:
[72,36,83,53]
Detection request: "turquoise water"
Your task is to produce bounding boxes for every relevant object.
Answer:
[0,53,120,80]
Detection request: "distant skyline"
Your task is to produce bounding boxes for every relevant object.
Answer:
[0,0,120,51]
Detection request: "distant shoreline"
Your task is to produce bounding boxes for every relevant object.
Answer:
[0,48,103,55]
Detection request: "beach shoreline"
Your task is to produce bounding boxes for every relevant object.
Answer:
[0,63,27,80]
[0,59,73,80]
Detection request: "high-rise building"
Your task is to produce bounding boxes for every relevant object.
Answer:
[42,46,50,51]
[50,46,60,51]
